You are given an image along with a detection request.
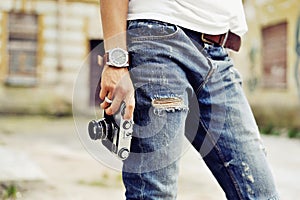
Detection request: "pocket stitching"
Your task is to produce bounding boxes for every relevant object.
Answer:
[128,26,180,42]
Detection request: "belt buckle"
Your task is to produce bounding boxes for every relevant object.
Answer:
[201,32,229,47]
[201,33,214,45]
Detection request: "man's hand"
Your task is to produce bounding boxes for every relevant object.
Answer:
[99,0,132,119]
[99,65,135,120]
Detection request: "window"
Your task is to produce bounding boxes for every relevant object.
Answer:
[6,12,38,86]
[262,22,287,88]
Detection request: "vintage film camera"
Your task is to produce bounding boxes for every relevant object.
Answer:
[88,103,133,160]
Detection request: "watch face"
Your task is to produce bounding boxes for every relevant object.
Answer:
[110,48,128,67]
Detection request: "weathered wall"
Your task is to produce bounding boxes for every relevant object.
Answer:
[233,0,300,128]
[0,0,101,115]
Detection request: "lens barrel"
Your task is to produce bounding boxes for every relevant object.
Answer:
[88,120,103,140]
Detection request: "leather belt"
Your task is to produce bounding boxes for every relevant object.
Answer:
[201,30,241,52]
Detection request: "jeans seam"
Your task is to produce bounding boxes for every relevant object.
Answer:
[194,45,245,199]
[195,58,216,95]
[138,142,145,199]
[198,118,245,200]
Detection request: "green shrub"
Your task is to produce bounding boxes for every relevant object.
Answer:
[1,183,19,200]
[260,124,280,136]
[288,128,300,138]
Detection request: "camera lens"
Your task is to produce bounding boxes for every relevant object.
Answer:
[88,118,114,141]
[88,120,102,140]
[88,120,108,140]
[88,120,101,140]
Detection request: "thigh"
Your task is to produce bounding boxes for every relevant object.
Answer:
[189,46,279,199]
[124,20,191,173]
[123,20,192,200]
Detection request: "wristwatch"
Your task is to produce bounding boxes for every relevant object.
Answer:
[104,48,129,68]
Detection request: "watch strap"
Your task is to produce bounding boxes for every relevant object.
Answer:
[103,53,109,66]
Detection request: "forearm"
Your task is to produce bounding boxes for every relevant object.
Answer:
[99,0,134,119]
[100,0,129,51]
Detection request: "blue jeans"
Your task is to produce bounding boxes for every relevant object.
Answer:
[123,19,279,200]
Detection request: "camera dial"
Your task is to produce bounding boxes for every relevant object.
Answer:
[118,148,130,160]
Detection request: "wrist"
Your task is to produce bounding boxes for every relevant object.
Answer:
[104,32,127,51]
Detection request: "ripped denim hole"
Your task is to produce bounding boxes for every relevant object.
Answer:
[152,97,187,116]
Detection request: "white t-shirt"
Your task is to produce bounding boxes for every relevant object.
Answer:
[128,0,248,36]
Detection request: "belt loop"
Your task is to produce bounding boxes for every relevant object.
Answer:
[221,31,229,47]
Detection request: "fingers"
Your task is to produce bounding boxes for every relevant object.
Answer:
[99,65,114,109]
[99,68,135,119]
[123,98,135,120]
[104,97,113,104]
[99,89,113,109]
[106,102,134,120]
[105,87,135,119]
[105,94,122,116]
[99,86,113,111]
[99,83,107,101]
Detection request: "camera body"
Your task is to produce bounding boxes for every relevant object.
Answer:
[88,103,133,160]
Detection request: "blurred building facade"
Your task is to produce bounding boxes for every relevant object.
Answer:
[236,0,300,127]
[0,0,101,115]
[0,0,299,127]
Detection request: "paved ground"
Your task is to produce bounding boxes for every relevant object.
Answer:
[0,116,299,199]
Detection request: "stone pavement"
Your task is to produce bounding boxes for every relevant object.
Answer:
[0,147,46,181]
[0,116,299,199]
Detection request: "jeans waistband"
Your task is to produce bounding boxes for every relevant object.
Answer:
[128,19,176,31]
[127,19,228,60]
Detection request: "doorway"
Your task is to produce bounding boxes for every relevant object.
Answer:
[89,39,104,107]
